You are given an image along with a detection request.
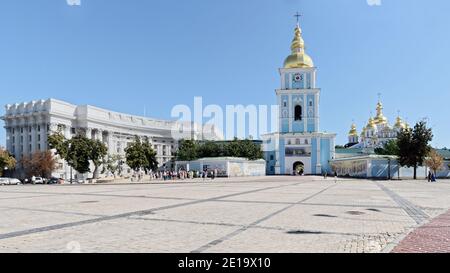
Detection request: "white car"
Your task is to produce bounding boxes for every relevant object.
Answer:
[32,177,45,184]
[0,178,22,185]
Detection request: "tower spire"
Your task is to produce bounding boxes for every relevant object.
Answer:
[283,13,314,68]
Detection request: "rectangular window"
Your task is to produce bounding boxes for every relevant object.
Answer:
[38,135,41,141]
[38,125,41,132]
[71,128,76,134]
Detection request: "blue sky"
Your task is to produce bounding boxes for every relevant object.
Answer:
[0,0,449,147]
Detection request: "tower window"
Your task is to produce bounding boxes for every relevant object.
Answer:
[294,105,302,121]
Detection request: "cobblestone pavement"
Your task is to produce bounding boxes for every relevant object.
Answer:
[392,209,450,253]
[0,176,449,253]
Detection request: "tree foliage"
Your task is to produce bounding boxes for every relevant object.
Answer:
[125,136,158,172]
[90,139,108,178]
[21,150,57,178]
[397,121,433,179]
[49,133,108,176]
[176,139,199,161]
[66,135,93,174]
[48,132,68,159]
[0,147,16,176]
[176,138,264,161]
[425,149,444,174]
[375,140,399,156]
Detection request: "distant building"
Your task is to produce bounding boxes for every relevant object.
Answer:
[1,98,222,179]
[346,100,409,152]
[175,157,266,177]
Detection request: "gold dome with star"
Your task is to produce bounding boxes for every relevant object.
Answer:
[348,123,358,136]
[283,24,314,68]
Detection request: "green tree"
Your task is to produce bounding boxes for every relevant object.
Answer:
[397,121,433,179]
[224,138,242,157]
[48,132,68,159]
[237,139,264,160]
[198,141,223,158]
[142,140,158,173]
[375,140,399,156]
[90,140,108,178]
[125,136,158,173]
[66,135,93,175]
[0,147,16,176]
[176,139,199,161]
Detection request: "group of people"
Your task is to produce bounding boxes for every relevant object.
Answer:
[146,169,220,181]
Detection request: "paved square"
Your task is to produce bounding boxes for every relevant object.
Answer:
[0,176,449,253]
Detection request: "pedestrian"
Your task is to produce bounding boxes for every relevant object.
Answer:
[431,173,437,182]
[214,168,218,180]
[428,171,432,182]
[334,171,338,183]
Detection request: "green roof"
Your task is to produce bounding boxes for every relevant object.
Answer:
[437,149,450,159]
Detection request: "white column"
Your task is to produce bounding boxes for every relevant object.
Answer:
[5,126,12,152]
[303,94,307,132]
[315,93,320,132]
[30,124,36,153]
[107,132,114,154]
[40,123,47,151]
[86,128,92,139]
[23,124,29,156]
[288,94,293,132]
[14,126,21,157]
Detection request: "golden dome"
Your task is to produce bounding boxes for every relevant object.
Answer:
[394,116,406,129]
[366,117,376,129]
[374,101,388,125]
[348,123,358,136]
[283,24,314,68]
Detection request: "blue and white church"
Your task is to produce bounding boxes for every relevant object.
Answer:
[262,22,336,175]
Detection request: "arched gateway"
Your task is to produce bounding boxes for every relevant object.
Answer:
[293,161,304,175]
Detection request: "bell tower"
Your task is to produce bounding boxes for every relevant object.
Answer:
[277,22,320,135]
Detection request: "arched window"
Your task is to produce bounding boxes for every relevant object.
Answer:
[294,105,302,121]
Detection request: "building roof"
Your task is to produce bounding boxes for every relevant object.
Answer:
[437,149,450,159]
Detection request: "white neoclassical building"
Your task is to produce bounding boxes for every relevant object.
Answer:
[1,98,222,179]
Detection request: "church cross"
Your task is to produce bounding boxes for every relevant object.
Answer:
[294,12,302,24]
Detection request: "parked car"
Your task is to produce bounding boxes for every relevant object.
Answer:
[0,178,9,185]
[7,178,22,185]
[0,178,22,185]
[32,177,45,184]
[47,177,64,184]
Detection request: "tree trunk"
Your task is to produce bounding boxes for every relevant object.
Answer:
[93,165,99,179]
[413,165,417,180]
